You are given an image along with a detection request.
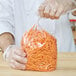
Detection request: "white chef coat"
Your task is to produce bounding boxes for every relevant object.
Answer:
[0,0,75,52]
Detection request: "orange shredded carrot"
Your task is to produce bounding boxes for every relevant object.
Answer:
[21,25,57,72]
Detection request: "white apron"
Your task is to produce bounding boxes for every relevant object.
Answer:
[14,0,76,52]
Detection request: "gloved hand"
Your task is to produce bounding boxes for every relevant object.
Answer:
[38,0,73,19]
[3,45,27,70]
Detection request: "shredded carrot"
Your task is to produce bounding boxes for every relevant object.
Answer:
[21,25,57,72]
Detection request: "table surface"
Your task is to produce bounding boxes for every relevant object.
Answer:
[0,52,76,76]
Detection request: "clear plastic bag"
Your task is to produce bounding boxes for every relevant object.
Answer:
[21,25,57,72]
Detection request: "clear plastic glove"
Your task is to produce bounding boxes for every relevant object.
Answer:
[3,45,27,70]
[38,0,73,19]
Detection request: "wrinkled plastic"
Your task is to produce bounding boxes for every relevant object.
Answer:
[3,45,19,62]
[21,25,57,72]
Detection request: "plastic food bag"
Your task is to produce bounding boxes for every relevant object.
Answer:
[21,25,57,72]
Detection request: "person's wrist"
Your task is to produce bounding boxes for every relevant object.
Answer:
[0,32,15,53]
[72,0,76,6]
[71,0,76,9]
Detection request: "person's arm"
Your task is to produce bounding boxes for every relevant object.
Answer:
[0,33,15,52]
[0,0,27,70]
[0,0,15,52]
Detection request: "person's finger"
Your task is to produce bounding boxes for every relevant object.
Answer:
[10,59,26,70]
[49,2,58,19]
[38,3,46,17]
[14,48,26,57]
[44,5,50,18]
[49,7,57,19]
[12,53,27,64]
[55,5,64,18]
